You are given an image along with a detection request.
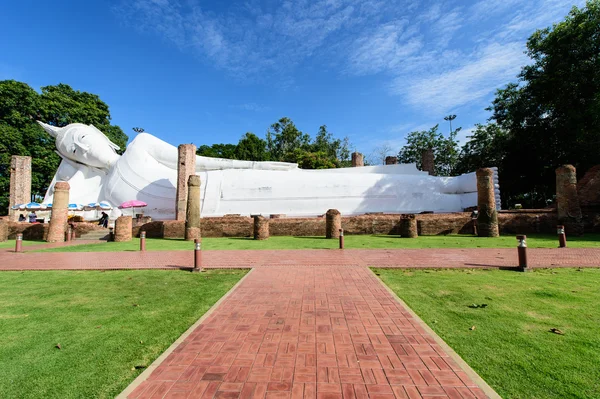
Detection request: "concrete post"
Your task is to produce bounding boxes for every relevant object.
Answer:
[114,216,133,242]
[351,152,364,167]
[556,165,584,236]
[476,168,499,237]
[8,156,32,221]
[176,144,197,221]
[253,215,269,240]
[421,149,435,176]
[46,181,70,243]
[0,218,8,242]
[400,214,418,238]
[185,175,201,241]
[385,156,398,165]
[325,209,341,239]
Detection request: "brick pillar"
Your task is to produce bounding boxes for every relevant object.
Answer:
[8,156,32,221]
[185,175,201,241]
[325,209,341,239]
[46,181,70,243]
[253,215,269,240]
[421,149,435,176]
[400,214,418,238]
[476,168,499,237]
[556,165,584,236]
[385,156,398,165]
[114,216,133,242]
[176,144,197,221]
[351,152,364,167]
[0,218,8,242]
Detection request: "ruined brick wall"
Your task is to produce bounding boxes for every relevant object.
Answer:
[8,156,32,221]
[122,210,600,238]
[8,222,48,240]
[70,222,106,238]
[175,144,196,221]
[578,165,600,210]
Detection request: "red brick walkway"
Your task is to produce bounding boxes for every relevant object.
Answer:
[124,266,493,399]
[1,247,599,271]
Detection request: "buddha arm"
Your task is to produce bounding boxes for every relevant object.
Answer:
[129,133,298,171]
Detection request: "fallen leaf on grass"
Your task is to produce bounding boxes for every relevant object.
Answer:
[549,328,564,335]
[469,326,476,331]
[131,365,146,371]
[132,304,139,307]
[55,344,62,349]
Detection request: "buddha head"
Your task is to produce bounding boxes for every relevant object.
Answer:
[38,122,121,169]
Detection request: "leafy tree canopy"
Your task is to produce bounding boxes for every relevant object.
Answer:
[397,124,460,176]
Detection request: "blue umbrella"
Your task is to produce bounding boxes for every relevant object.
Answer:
[68,203,84,211]
[23,202,43,210]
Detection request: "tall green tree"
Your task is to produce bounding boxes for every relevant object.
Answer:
[266,117,311,162]
[236,132,268,161]
[197,143,238,159]
[0,80,127,214]
[489,0,600,206]
[398,124,460,176]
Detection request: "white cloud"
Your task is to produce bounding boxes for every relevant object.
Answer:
[392,41,528,113]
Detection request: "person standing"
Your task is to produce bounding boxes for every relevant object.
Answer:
[28,211,37,223]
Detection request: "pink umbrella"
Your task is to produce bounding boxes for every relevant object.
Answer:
[118,200,147,216]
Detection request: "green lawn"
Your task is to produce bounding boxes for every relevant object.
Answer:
[0,269,247,399]
[374,267,600,399]
[0,239,44,249]
[37,233,600,252]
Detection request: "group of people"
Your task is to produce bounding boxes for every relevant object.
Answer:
[18,211,38,223]
[18,211,110,228]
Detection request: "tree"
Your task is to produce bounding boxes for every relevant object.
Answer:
[455,124,508,174]
[397,124,460,176]
[236,132,268,161]
[0,80,127,214]
[489,0,600,206]
[197,143,238,159]
[367,144,393,165]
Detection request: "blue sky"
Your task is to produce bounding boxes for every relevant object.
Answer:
[1,0,582,162]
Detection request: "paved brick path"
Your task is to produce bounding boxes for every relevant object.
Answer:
[1,247,599,271]
[124,266,492,399]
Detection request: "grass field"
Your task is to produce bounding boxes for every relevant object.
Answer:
[374,267,600,399]
[0,239,44,249]
[0,269,246,399]
[36,233,600,252]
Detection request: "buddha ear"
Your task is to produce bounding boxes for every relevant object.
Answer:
[37,121,60,138]
[88,124,121,151]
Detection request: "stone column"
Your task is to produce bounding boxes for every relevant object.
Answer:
[114,216,133,242]
[556,165,584,236]
[351,152,364,167]
[46,181,70,243]
[421,149,435,176]
[8,156,32,221]
[476,168,499,237]
[0,218,8,242]
[325,209,341,239]
[385,156,398,165]
[176,144,197,221]
[185,175,201,241]
[253,215,269,240]
[400,214,418,238]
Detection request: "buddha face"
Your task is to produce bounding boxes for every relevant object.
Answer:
[38,122,121,169]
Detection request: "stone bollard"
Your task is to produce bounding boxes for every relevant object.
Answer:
[476,168,499,237]
[0,218,8,242]
[65,226,72,242]
[185,175,201,241]
[557,225,567,248]
[140,231,146,251]
[421,149,435,175]
[400,214,418,238]
[339,229,344,249]
[516,235,529,271]
[47,181,70,243]
[385,156,398,165]
[351,152,364,167]
[253,215,269,240]
[15,233,23,252]
[556,165,584,236]
[192,239,203,272]
[114,216,133,242]
[325,209,341,239]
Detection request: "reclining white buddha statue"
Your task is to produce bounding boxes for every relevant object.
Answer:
[38,122,500,220]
